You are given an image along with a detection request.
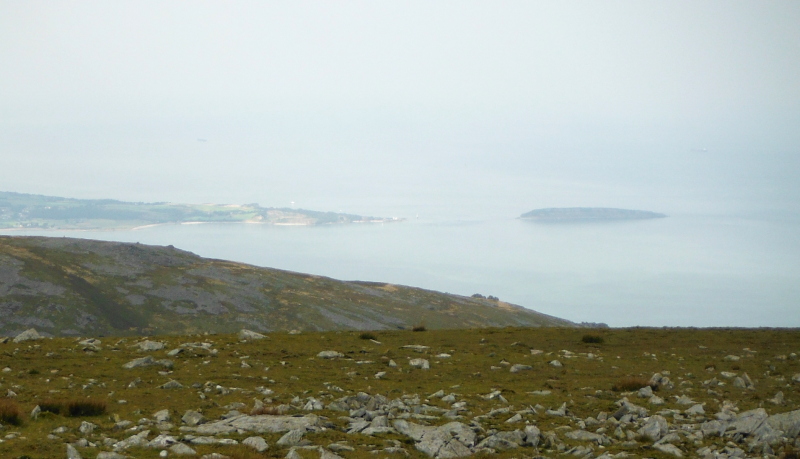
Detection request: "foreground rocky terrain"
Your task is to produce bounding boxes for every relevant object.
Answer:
[0,236,575,337]
[1,327,798,458]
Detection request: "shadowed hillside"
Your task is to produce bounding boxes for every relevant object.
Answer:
[0,236,575,337]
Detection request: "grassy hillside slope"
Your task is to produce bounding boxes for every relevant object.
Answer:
[0,236,575,337]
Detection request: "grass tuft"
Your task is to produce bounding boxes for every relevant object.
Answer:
[581,334,604,344]
[250,405,288,416]
[0,399,23,426]
[37,400,63,415]
[612,376,654,392]
[412,324,427,332]
[64,399,107,417]
[358,332,377,340]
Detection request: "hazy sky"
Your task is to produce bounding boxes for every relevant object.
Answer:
[1,1,799,214]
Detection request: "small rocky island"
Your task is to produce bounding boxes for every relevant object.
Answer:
[521,207,667,222]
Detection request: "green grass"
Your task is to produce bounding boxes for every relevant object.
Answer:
[0,327,797,458]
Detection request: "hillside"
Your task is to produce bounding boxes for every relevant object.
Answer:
[521,207,667,222]
[0,236,575,337]
[0,191,401,230]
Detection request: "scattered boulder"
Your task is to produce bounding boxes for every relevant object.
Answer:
[277,429,308,447]
[190,414,321,435]
[243,436,269,452]
[565,429,611,446]
[317,350,344,359]
[409,358,430,370]
[182,410,206,426]
[638,415,668,442]
[153,409,171,423]
[134,340,164,351]
[394,420,475,458]
[96,453,126,459]
[401,345,430,352]
[122,356,173,369]
[66,444,82,459]
[169,442,197,455]
[654,442,683,457]
[160,380,184,389]
[509,364,532,373]
[238,329,267,340]
[13,328,42,343]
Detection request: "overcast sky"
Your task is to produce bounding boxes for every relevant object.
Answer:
[1,1,799,213]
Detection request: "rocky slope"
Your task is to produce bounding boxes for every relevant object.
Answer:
[0,236,575,337]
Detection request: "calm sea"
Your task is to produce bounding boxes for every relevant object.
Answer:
[4,205,799,328]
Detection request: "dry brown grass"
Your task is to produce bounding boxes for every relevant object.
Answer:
[250,405,288,416]
[611,376,653,392]
[37,399,63,415]
[65,398,107,417]
[38,398,107,417]
[0,399,23,426]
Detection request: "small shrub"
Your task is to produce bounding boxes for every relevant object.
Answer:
[250,405,287,416]
[38,400,63,415]
[0,399,23,426]
[412,324,427,332]
[581,334,604,344]
[27,369,40,375]
[359,332,377,340]
[612,376,654,392]
[65,399,107,417]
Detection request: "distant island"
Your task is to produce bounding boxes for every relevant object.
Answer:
[0,191,402,231]
[520,207,667,222]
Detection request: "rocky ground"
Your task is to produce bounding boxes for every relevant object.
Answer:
[1,327,798,458]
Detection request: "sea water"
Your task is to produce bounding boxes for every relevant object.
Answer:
[4,207,799,328]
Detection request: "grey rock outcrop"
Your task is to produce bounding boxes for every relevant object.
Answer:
[189,414,321,435]
[122,356,174,369]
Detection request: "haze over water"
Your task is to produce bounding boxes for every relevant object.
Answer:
[2,2,799,327]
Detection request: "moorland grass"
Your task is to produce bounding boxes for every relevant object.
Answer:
[0,327,798,458]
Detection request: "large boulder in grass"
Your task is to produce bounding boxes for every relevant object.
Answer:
[238,329,267,341]
[13,328,42,343]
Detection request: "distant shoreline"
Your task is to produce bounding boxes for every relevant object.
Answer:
[520,207,667,222]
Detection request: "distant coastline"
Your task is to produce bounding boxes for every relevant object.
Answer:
[0,191,403,231]
[520,207,667,222]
